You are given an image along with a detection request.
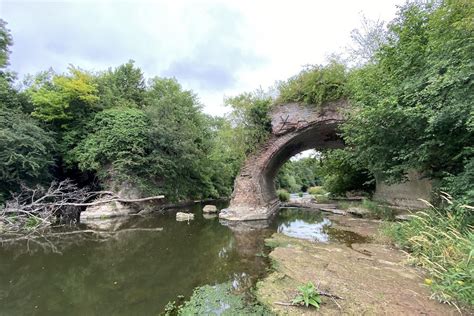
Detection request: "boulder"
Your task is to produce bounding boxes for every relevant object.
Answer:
[176,212,194,221]
[347,207,370,217]
[202,205,218,213]
[81,201,136,221]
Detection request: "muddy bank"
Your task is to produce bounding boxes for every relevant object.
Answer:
[256,216,459,315]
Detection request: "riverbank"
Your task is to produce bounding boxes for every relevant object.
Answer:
[256,214,462,315]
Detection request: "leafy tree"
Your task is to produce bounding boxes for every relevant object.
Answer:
[319,149,374,196]
[96,60,146,108]
[347,15,388,65]
[225,91,273,154]
[0,107,56,202]
[344,0,474,192]
[0,19,13,71]
[276,157,322,192]
[144,77,217,199]
[71,107,150,181]
[28,67,99,125]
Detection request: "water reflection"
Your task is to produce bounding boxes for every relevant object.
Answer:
[0,204,368,315]
[275,208,331,242]
[0,203,269,316]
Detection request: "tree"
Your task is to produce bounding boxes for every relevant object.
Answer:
[344,0,474,193]
[145,77,217,199]
[224,91,273,154]
[70,107,150,182]
[28,67,99,125]
[0,107,56,202]
[347,15,388,65]
[0,19,13,71]
[96,60,146,108]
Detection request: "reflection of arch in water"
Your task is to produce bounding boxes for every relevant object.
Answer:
[220,101,347,221]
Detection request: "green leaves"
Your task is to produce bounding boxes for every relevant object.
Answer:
[0,107,56,200]
[344,0,474,189]
[29,67,99,124]
[292,282,321,309]
[278,61,348,106]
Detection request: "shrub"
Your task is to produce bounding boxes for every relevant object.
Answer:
[308,186,326,195]
[277,189,290,202]
[278,61,347,106]
[384,197,473,306]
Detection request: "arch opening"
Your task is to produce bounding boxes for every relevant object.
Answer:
[219,101,347,221]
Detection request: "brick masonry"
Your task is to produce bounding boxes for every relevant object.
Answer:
[219,101,347,221]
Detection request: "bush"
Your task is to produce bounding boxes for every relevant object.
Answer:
[278,61,347,106]
[308,186,326,195]
[384,197,473,306]
[319,149,374,196]
[277,189,290,202]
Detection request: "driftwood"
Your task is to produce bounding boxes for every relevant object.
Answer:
[0,179,165,242]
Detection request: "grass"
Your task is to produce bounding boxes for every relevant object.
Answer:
[384,198,473,307]
[277,189,290,202]
[361,199,395,220]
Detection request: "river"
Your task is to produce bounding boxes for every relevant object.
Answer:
[0,204,359,315]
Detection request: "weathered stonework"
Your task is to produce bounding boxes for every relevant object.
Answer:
[219,101,347,221]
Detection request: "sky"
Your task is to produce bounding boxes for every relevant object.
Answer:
[1,0,405,116]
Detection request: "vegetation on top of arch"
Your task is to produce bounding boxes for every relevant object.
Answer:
[276,61,348,107]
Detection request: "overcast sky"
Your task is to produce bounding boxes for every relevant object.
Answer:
[1,0,405,115]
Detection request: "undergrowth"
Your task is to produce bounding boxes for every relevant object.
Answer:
[362,199,395,220]
[384,197,473,307]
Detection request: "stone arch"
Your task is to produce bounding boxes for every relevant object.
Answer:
[219,101,347,221]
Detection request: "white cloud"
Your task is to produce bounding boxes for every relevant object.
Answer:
[1,0,405,116]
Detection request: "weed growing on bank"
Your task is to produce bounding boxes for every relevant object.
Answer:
[384,197,473,307]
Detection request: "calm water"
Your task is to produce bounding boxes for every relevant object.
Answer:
[0,205,364,315]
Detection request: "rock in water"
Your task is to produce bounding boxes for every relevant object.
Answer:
[176,212,194,221]
[202,205,218,213]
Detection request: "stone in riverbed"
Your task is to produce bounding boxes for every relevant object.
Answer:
[203,213,217,220]
[176,212,194,221]
[347,207,370,217]
[202,205,218,213]
[81,201,136,220]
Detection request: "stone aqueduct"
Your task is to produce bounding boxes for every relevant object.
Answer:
[219,101,347,221]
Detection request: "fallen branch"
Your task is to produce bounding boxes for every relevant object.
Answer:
[0,179,165,239]
[34,195,165,207]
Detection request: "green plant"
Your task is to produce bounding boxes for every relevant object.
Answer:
[292,282,321,309]
[362,199,395,220]
[277,189,290,202]
[298,192,303,197]
[308,186,326,195]
[319,149,374,196]
[278,61,347,106]
[384,197,473,306]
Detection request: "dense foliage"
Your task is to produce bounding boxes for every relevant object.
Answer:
[0,107,55,203]
[343,0,473,201]
[276,157,322,193]
[277,61,347,106]
[318,149,374,196]
[0,19,261,202]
